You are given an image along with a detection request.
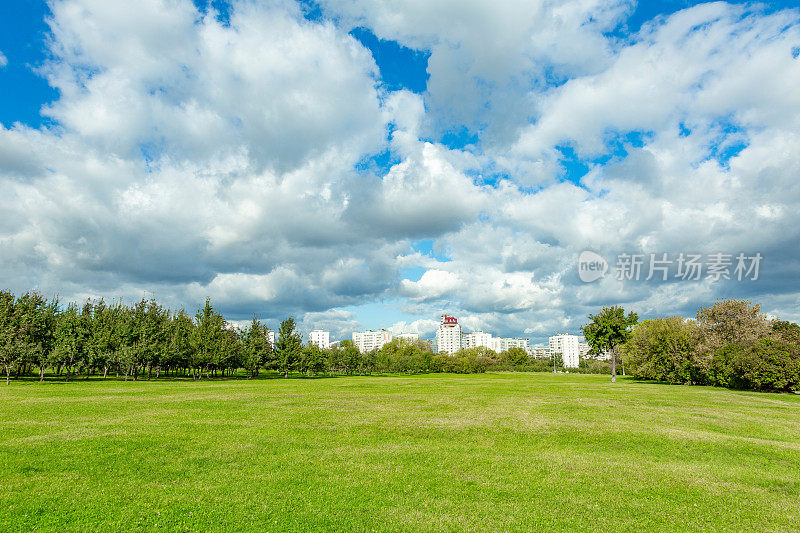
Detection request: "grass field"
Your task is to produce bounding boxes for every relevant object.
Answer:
[1,373,799,531]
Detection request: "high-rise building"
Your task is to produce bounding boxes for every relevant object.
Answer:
[529,345,550,358]
[497,338,530,352]
[462,331,493,349]
[309,330,330,349]
[549,334,581,368]
[578,342,590,359]
[267,330,275,347]
[352,330,392,353]
[436,315,462,354]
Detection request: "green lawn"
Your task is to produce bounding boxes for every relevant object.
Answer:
[1,373,799,531]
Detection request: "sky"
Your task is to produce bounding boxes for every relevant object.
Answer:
[2,0,800,343]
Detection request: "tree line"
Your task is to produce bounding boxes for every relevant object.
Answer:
[1,290,588,384]
[582,299,800,392]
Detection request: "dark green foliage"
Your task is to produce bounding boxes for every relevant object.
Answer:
[708,339,800,392]
[624,317,702,384]
[275,318,302,377]
[3,288,799,393]
[242,317,272,378]
[616,299,800,392]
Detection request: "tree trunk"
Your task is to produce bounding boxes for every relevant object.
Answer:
[611,347,617,383]
[39,365,45,382]
[5,366,10,385]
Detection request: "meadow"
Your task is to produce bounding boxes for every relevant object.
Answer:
[1,373,799,531]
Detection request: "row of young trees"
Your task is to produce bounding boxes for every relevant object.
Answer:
[0,291,269,384]
[582,299,800,392]
[2,290,585,384]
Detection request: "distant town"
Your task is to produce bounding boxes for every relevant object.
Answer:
[303,315,597,368]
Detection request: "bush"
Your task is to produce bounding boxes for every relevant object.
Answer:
[708,339,800,392]
[623,317,701,384]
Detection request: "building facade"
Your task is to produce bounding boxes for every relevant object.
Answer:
[352,330,392,353]
[309,330,330,350]
[436,315,462,354]
[497,337,530,352]
[549,334,581,368]
[396,333,420,342]
[529,345,550,358]
[462,331,493,350]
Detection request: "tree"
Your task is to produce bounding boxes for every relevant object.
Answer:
[695,299,772,382]
[275,318,302,377]
[696,299,771,351]
[242,317,270,378]
[168,309,195,375]
[52,303,88,381]
[623,317,702,384]
[772,320,800,345]
[708,338,800,392]
[501,347,529,368]
[0,291,22,385]
[191,298,226,379]
[582,306,639,382]
[551,351,563,372]
[300,344,326,377]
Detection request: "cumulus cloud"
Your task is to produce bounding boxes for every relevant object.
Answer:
[318,0,632,142]
[3,0,800,344]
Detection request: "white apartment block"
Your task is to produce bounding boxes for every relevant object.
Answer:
[352,330,392,353]
[549,334,581,368]
[456,328,531,354]
[309,330,330,350]
[462,331,493,349]
[529,345,550,358]
[267,330,275,346]
[578,342,590,358]
[498,337,530,352]
[437,315,462,354]
[396,333,420,342]
[489,337,502,353]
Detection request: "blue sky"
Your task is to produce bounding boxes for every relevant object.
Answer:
[2,0,800,342]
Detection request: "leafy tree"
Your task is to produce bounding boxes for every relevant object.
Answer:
[0,291,22,385]
[501,347,529,368]
[771,320,800,345]
[52,303,89,381]
[275,318,302,377]
[300,343,326,377]
[696,299,771,351]
[242,318,271,378]
[582,306,639,382]
[695,299,772,382]
[87,299,114,378]
[708,338,800,392]
[191,298,226,379]
[550,351,563,372]
[623,317,702,384]
[168,309,195,374]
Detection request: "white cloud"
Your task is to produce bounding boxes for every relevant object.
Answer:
[3,0,800,344]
